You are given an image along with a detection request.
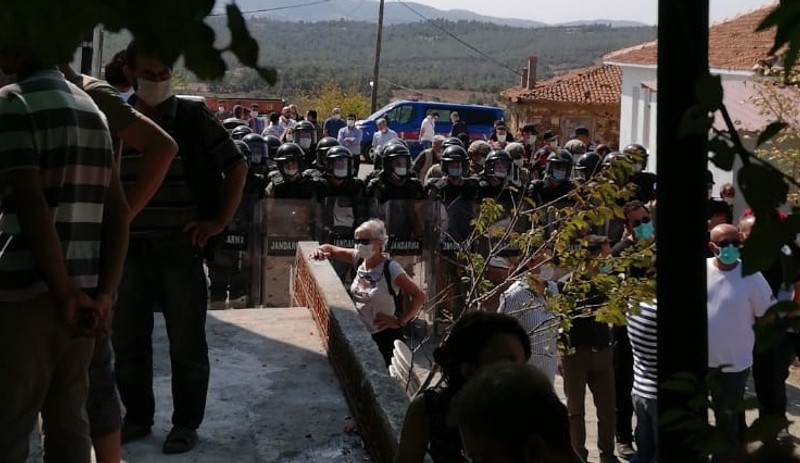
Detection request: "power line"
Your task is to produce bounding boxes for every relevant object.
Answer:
[209,0,333,17]
[394,0,523,77]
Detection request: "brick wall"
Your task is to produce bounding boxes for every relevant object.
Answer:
[506,101,620,149]
[293,242,409,463]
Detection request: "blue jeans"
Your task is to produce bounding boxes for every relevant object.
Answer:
[112,233,210,430]
[631,394,658,463]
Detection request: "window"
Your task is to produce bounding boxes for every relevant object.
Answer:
[384,104,415,125]
[457,108,502,126]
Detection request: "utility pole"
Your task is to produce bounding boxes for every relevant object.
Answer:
[370,0,385,114]
[80,29,94,75]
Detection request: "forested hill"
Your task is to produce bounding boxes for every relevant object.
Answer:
[102,19,656,99]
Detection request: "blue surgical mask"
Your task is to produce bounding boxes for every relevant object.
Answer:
[717,245,740,265]
[634,221,655,241]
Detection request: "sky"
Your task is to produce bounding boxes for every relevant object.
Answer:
[405,0,775,25]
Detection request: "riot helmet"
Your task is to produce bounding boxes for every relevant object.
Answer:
[442,136,464,149]
[575,151,601,181]
[290,120,317,152]
[623,143,649,173]
[484,149,513,180]
[440,145,469,179]
[223,117,248,131]
[265,135,282,160]
[325,146,355,179]
[382,143,412,178]
[274,142,305,178]
[601,151,627,168]
[242,133,267,167]
[545,149,573,181]
[231,125,253,140]
[315,136,340,168]
[233,139,251,160]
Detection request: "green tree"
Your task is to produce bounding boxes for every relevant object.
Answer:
[295,83,371,121]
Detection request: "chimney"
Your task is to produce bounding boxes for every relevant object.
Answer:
[526,55,538,90]
[520,68,528,88]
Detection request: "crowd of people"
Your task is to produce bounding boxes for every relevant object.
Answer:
[1,34,799,463]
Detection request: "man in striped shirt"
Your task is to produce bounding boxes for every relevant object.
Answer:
[627,300,658,463]
[0,45,129,462]
[498,261,560,384]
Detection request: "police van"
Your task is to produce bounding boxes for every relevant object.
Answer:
[357,100,505,157]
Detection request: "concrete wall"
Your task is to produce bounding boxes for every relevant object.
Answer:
[293,242,409,463]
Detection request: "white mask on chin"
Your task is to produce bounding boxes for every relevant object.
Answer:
[136,78,173,107]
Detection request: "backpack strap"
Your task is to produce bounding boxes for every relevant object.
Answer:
[384,258,397,299]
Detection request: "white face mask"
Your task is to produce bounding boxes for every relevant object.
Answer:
[120,88,134,102]
[333,165,349,178]
[539,264,555,281]
[494,166,508,178]
[528,135,537,145]
[447,166,462,178]
[347,119,355,128]
[496,133,507,142]
[356,243,375,260]
[723,197,734,205]
[513,159,524,168]
[136,78,173,107]
[298,136,312,149]
[394,166,407,177]
[283,167,298,177]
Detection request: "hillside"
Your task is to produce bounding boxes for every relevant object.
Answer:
[102,19,656,104]
[212,0,647,28]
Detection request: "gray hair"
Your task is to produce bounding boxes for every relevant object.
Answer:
[377,117,388,126]
[433,134,446,144]
[505,142,525,159]
[355,219,388,244]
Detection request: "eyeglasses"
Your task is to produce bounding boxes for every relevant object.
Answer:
[715,239,742,248]
[354,239,373,245]
[631,217,651,228]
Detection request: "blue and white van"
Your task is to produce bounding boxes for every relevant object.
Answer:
[357,100,505,157]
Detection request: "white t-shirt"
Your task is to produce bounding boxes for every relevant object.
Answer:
[707,258,773,372]
[420,116,435,142]
[349,256,406,334]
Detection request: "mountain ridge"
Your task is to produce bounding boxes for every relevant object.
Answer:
[214,0,649,28]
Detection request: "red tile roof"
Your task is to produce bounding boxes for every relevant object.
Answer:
[604,4,777,71]
[502,64,622,105]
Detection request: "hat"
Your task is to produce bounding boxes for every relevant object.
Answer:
[706,169,715,185]
[573,126,589,136]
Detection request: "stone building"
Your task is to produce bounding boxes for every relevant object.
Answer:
[501,56,622,148]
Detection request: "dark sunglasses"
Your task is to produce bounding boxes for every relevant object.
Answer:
[631,216,651,228]
[715,239,742,248]
[353,239,373,245]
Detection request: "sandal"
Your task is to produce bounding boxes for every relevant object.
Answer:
[162,426,198,454]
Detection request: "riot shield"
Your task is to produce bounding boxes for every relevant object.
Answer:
[261,198,316,307]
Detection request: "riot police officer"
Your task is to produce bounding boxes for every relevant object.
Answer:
[243,133,269,175]
[265,142,320,199]
[264,134,281,172]
[231,124,252,141]
[289,119,319,167]
[317,145,368,283]
[478,149,522,203]
[315,136,341,172]
[529,149,576,207]
[425,145,480,242]
[623,143,656,203]
[366,143,426,276]
[574,151,602,184]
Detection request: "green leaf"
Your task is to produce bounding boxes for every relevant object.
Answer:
[738,163,789,215]
[679,105,713,138]
[695,74,723,112]
[757,121,788,146]
[707,138,736,171]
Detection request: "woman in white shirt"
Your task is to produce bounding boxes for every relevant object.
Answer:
[311,219,426,366]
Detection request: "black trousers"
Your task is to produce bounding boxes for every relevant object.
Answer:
[614,325,634,444]
[372,328,404,368]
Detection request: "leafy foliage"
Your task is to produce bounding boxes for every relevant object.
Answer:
[0,0,276,83]
[295,83,372,120]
